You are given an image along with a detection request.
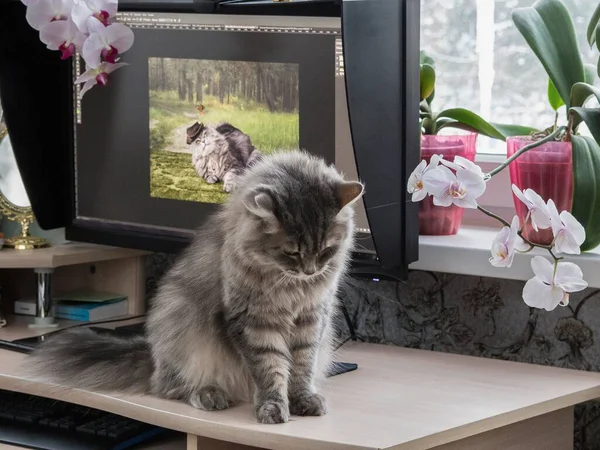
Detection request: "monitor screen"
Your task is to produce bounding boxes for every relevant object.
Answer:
[72,11,373,254]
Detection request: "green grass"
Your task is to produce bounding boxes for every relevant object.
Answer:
[150,150,228,204]
[149,90,299,154]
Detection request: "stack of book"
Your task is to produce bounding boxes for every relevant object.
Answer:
[14,290,128,322]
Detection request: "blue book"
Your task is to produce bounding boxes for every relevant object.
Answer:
[55,299,128,322]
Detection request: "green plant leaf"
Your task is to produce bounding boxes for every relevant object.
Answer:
[420,64,436,102]
[548,78,564,111]
[585,64,597,84]
[571,82,600,110]
[588,2,600,46]
[512,0,585,110]
[426,88,435,105]
[420,50,435,67]
[571,135,600,251]
[571,107,600,144]
[436,109,537,140]
[488,123,539,137]
[597,27,600,77]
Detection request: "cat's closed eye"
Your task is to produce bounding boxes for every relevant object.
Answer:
[283,250,301,257]
[319,246,337,262]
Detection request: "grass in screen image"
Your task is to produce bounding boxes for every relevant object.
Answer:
[149,58,300,204]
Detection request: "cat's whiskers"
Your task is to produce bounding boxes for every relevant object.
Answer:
[264,272,291,295]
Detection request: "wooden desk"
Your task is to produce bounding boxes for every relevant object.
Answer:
[2,339,600,449]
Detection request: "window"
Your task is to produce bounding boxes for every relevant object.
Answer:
[420,0,600,156]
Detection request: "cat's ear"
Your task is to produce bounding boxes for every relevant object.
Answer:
[244,187,279,233]
[336,181,365,211]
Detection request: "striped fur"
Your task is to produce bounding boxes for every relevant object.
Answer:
[25,151,363,424]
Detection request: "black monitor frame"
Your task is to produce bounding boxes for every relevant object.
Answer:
[66,0,421,278]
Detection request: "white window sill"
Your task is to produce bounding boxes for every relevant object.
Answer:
[409,226,600,288]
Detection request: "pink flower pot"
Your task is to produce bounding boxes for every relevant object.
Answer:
[419,133,477,235]
[507,137,573,245]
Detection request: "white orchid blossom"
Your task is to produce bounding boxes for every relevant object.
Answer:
[422,165,486,209]
[546,199,586,255]
[440,155,485,179]
[511,185,551,231]
[82,18,134,68]
[72,0,118,32]
[522,256,587,311]
[25,0,74,30]
[75,61,128,98]
[489,215,530,268]
[39,17,86,59]
[407,154,442,202]
[21,0,133,96]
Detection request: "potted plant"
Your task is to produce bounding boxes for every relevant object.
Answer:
[415,52,536,236]
[507,0,600,249]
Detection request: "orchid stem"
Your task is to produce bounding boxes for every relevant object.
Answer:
[477,205,555,253]
[486,126,567,178]
[477,205,510,227]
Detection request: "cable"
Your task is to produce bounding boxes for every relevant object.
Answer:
[6,314,147,342]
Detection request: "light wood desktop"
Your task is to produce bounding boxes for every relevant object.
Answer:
[2,318,600,450]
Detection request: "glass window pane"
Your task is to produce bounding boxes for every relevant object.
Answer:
[420,0,599,155]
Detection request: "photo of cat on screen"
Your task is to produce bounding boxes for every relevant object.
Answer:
[149,57,299,204]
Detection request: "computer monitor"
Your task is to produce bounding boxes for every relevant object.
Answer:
[66,1,420,278]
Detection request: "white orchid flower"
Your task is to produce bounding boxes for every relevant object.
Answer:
[72,0,118,32]
[546,199,586,255]
[422,165,486,209]
[407,154,442,202]
[25,0,74,31]
[75,61,128,98]
[39,17,86,60]
[522,256,587,311]
[82,18,134,68]
[489,215,530,267]
[511,185,551,231]
[440,155,485,179]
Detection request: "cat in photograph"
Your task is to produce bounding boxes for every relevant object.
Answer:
[186,121,262,193]
[25,150,364,425]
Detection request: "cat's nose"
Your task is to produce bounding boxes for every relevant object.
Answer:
[303,260,317,276]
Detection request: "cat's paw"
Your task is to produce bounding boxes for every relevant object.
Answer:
[222,179,236,193]
[290,393,327,416]
[189,385,230,411]
[256,400,289,424]
[205,175,218,184]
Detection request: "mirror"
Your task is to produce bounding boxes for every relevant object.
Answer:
[0,105,49,249]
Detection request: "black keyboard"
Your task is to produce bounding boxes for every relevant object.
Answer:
[0,389,166,450]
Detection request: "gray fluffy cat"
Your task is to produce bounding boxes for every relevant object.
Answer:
[25,151,364,424]
[186,121,262,193]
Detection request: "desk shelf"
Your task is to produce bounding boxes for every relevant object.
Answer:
[0,243,148,269]
[0,242,149,324]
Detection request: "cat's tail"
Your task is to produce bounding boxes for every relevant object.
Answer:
[24,328,153,393]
